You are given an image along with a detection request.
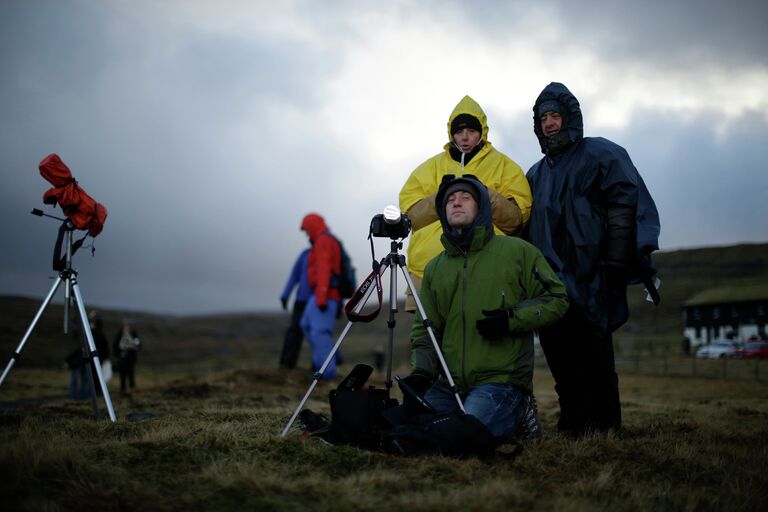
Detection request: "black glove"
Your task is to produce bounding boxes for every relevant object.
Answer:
[281,298,287,311]
[605,264,631,288]
[401,371,432,395]
[476,308,512,341]
[400,371,433,415]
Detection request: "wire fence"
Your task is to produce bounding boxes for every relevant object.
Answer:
[617,355,768,380]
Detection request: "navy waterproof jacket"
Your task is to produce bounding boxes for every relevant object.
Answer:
[525,82,660,333]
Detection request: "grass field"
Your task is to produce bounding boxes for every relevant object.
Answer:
[1,243,767,510]
[1,363,767,512]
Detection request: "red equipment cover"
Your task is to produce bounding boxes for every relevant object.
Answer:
[39,153,108,237]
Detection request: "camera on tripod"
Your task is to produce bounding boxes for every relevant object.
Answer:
[0,153,117,422]
[370,205,411,239]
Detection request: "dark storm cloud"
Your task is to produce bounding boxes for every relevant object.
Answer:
[615,110,768,249]
[441,0,768,66]
[565,0,768,65]
[0,1,766,314]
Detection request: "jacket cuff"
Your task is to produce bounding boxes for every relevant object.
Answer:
[488,189,523,235]
[406,193,439,231]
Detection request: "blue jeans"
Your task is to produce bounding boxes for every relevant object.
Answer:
[69,366,90,400]
[424,380,525,438]
[300,296,340,380]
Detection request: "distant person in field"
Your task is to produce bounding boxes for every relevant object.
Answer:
[525,82,661,437]
[65,344,88,400]
[113,319,141,393]
[279,248,312,369]
[299,213,345,380]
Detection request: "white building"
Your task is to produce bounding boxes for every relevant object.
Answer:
[683,283,768,347]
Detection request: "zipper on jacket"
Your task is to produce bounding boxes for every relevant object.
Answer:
[461,250,468,386]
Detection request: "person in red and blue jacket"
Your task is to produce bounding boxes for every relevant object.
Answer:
[299,213,342,380]
[278,248,311,369]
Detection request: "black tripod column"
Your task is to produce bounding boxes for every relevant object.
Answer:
[384,240,404,391]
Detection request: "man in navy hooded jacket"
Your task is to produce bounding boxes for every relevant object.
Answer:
[525,82,660,436]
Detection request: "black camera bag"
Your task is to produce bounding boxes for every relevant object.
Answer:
[328,386,398,449]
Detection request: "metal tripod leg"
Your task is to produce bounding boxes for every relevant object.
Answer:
[400,265,466,413]
[280,260,388,437]
[71,279,117,422]
[0,276,63,386]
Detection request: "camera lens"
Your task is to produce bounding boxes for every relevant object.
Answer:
[383,205,401,224]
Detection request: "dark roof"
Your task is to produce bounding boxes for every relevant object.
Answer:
[684,283,768,307]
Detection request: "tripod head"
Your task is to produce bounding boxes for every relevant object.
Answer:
[31,206,90,335]
[31,207,82,272]
[369,205,411,240]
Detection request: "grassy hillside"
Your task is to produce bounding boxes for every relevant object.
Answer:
[1,242,766,374]
[1,244,767,511]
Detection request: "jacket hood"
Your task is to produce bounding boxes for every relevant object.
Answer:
[532,82,583,155]
[435,174,494,251]
[445,95,490,146]
[300,213,328,242]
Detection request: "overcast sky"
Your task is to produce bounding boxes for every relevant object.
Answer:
[1,0,767,315]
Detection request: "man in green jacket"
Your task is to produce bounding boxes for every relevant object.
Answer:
[405,174,568,439]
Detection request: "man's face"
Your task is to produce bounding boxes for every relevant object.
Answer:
[540,111,563,137]
[445,190,478,231]
[452,128,481,153]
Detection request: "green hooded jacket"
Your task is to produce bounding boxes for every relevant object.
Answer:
[410,176,568,392]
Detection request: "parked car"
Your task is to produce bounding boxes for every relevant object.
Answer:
[695,340,742,359]
[742,341,768,360]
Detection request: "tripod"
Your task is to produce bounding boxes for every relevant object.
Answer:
[0,214,117,422]
[280,238,464,437]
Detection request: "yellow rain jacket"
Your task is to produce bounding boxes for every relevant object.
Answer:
[399,95,533,278]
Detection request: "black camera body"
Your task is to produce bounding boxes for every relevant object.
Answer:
[370,213,411,239]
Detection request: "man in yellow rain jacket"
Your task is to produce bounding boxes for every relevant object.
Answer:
[399,95,533,311]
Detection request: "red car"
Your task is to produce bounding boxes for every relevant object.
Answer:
[742,341,768,360]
